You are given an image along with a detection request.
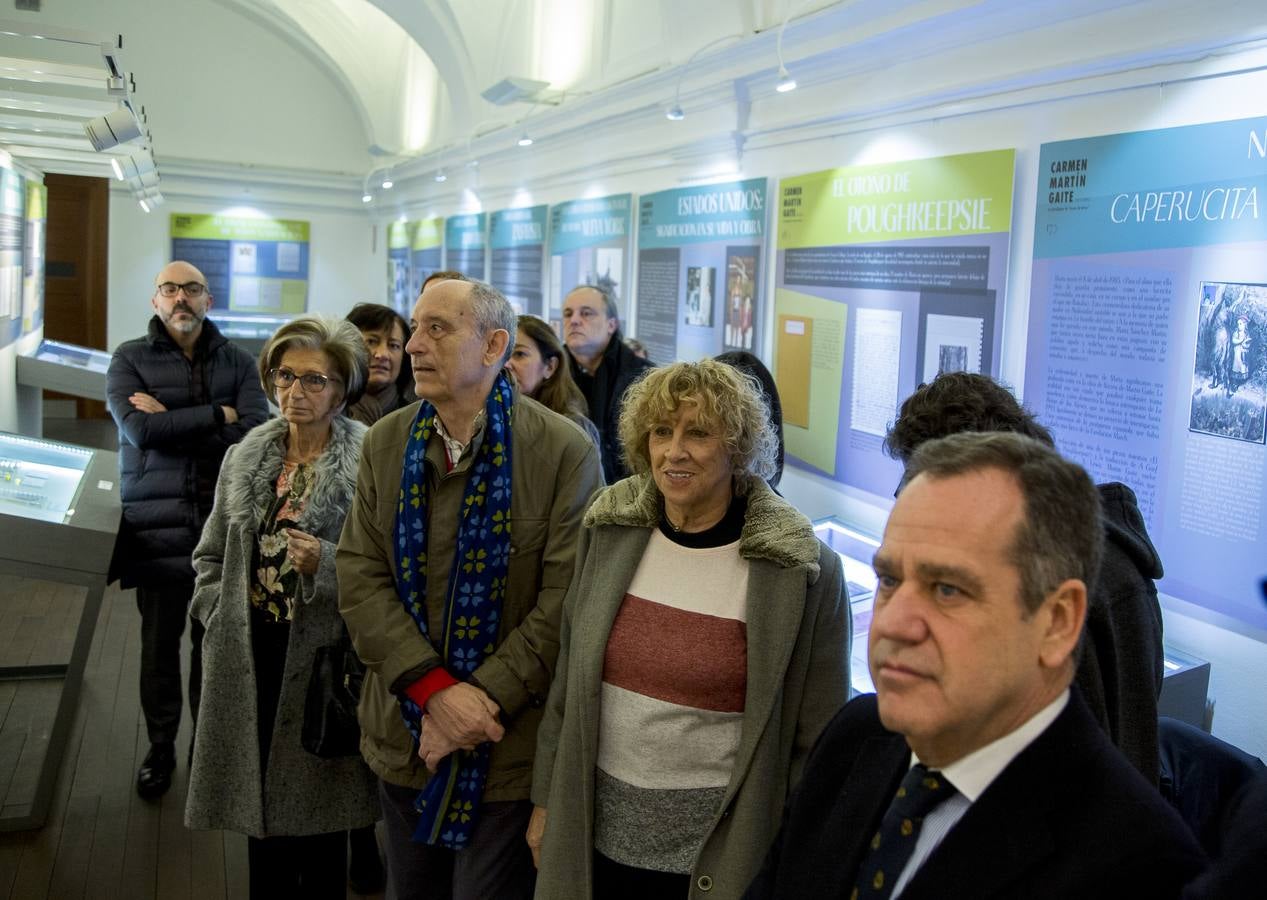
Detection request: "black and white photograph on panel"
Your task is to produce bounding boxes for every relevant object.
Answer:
[1189,280,1265,444]
[685,266,715,327]
[938,343,970,374]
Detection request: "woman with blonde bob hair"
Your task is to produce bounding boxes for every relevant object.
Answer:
[187,316,378,897]
[529,359,851,899]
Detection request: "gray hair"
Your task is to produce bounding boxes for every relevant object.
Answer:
[904,431,1103,615]
[466,279,517,365]
[259,315,369,410]
[567,283,620,324]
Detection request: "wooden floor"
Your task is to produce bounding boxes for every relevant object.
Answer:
[0,583,385,900]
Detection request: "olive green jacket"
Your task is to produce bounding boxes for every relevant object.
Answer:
[336,391,602,797]
[532,474,852,899]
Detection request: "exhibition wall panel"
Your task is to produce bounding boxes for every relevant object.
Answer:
[1026,116,1267,633]
[444,213,488,282]
[107,194,382,350]
[635,179,768,364]
[490,205,548,318]
[773,150,1016,504]
[547,194,633,329]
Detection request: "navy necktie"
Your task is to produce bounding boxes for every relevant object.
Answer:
[851,764,952,899]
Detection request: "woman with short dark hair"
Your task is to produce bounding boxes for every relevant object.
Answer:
[345,302,414,425]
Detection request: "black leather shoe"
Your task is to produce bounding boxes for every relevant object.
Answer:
[136,742,176,800]
[348,825,386,895]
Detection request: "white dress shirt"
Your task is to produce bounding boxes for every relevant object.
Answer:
[891,689,1071,898]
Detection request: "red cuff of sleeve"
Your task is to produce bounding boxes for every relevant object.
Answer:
[404,667,460,711]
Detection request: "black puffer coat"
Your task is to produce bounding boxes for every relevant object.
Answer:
[106,316,270,588]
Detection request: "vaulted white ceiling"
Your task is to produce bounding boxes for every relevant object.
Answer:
[3,0,1266,212]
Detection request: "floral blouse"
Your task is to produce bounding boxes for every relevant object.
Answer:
[249,461,316,623]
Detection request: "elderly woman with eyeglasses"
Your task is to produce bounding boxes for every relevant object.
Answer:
[186,316,378,899]
[529,360,851,900]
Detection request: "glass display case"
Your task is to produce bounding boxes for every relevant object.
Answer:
[31,339,111,372]
[813,517,880,696]
[16,338,113,401]
[0,432,94,524]
[813,516,1212,720]
[211,311,290,358]
[0,431,119,830]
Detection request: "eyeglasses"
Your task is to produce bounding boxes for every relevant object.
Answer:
[157,281,208,298]
[269,367,338,393]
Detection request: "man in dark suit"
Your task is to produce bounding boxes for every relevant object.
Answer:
[746,432,1205,900]
[883,371,1165,785]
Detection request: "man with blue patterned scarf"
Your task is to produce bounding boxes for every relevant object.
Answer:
[338,277,602,900]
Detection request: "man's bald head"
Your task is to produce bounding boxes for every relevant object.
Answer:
[152,260,212,338]
[155,260,208,289]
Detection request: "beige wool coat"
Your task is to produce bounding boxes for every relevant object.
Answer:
[532,474,852,900]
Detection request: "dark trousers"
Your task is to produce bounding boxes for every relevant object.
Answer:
[246,606,342,898]
[593,852,691,899]
[135,583,204,745]
[378,779,536,900]
[250,606,290,772]
[247,830,346,900]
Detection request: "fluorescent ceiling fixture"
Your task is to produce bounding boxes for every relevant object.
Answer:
[665,104,684,121]
[109,157,123,180]
[775,66,797,93]
[481,76,551,106]
[517,132,533,147]
[138,199,150,213]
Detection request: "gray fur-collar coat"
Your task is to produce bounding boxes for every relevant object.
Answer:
[532,473,852,900]
[187,415,378,837]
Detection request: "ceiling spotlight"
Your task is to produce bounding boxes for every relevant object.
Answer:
[517,132,534,147]
[434,170,447,183]
[381,173,394,189]
[665,104,685,121]
[361,193,373,203]
[775,65,797,93]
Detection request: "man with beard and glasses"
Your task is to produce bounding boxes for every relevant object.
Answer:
[106,260,269,800]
